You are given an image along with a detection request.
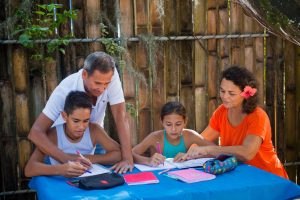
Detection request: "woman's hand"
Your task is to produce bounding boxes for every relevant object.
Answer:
[173,152,187,162]
[59,161,87,178]
[149,153,166,167]
[183,144,210,160]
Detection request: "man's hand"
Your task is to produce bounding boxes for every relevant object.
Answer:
[110,158,134,174]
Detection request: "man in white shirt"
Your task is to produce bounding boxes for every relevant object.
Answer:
[28,51,133,173]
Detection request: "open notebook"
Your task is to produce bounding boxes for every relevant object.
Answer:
[134,157,214,171]
[166,168,216,183]
[79,164,110,177]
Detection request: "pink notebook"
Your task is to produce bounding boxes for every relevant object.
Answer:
[167,168,216,183]
[123,172,159,185]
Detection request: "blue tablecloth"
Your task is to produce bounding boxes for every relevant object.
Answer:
[29,164,300,200]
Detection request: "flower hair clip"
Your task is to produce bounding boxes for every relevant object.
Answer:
[240,86,257,99]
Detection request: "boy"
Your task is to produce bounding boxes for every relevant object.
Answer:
[25,91,121,177]
[28,52,133,174]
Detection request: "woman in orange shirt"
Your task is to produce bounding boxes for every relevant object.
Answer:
[184,66,288,179]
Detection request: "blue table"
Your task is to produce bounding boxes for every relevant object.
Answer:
[29,164,300,200]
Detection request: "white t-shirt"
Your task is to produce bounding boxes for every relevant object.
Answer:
[49,124,95,165]
[42,68,125,127]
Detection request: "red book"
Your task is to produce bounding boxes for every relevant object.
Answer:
[123,172,159,185]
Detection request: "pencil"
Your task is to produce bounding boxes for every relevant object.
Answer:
[156,142,162,154]
[158,168,172,175]
[156,142,164,166]
[76,150,91,173]
[76,150,85,159]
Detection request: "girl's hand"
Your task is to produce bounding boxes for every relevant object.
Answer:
[60,161,87,178]
[149,153,166,167]
[173,152,187,162]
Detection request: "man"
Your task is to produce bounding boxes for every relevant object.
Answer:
[28,51,133,173]
[25,91,122,177]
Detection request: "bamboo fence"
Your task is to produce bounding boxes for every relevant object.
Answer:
[0,0,299,197]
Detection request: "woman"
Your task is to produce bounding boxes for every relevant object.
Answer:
[184,66,288,179]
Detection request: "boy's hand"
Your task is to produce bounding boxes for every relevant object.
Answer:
[74,156,92,168]
[149,153,166,167]
[61,161,87,178]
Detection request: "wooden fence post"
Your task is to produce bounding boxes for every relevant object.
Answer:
[218,2,229,73]
[207,1,218,119]
[12,46,32,188]
[84,0,101,52]
[179,0,194,129]
[0,81,18,191]
[194,0,208,133]
[134,0,152,143]
[230,1,245,67]
[284,40,297,181]
[150,0,165,131]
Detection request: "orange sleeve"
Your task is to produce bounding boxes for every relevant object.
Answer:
[209,105,224,132]
[246,109,268,140]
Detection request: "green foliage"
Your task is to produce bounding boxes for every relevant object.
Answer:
[99,23,125,57]
[13,3,77,60]
[126,102,136,118]
[98,23,136,117]
[259,0,293,29]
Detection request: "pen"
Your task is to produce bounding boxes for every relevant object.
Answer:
[156,142,164,166]
[158,168,172,175]
[76,150,85,159]
[76,150,92,173]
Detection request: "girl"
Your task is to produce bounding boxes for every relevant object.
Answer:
[184,66,288,179]
[132,101,214,167]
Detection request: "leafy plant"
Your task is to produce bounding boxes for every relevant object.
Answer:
[99,23,125,57]
[98,23,136,117]
[13,3,77,60]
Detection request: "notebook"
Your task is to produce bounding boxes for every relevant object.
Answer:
[79,164,111,178]
[167,158,214,169]
[134,157,214,171]
[123,172,159,185]
[166,168,216,183]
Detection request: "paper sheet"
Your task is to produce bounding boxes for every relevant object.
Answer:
[79,164,110,177]
[166,158,214,169]
[134,162,175,171]
[134,157,214,171]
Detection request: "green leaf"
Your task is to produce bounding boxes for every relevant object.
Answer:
[59,48,65,54]
[34,11,45,16]
[37,4,47,10]
[19,33,33,48]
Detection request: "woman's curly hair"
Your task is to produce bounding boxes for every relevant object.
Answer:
[221,66,258,114]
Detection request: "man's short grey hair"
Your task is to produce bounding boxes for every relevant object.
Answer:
[83,51,115,75]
